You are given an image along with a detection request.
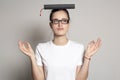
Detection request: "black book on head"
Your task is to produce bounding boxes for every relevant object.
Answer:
[44,4,75,9]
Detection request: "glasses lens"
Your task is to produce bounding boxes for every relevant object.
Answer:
[52,19,59,24]
[61,19,69,24]
[51,19,69,24]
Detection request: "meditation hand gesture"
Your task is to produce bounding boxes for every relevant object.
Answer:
[84,38,102,59]
[18,41,35,58]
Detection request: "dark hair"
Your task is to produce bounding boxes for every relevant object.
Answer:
[49,9,70,21]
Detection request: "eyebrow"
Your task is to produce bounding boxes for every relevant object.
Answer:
[52,18,69,20]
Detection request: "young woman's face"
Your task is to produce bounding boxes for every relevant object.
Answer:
[50,10,69,36]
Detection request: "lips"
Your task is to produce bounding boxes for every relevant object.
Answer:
[57,28,64,30]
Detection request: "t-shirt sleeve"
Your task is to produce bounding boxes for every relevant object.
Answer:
[77,44,85,66]
[35,44,43,66]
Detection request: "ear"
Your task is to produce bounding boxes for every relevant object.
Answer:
[49,22,52,29]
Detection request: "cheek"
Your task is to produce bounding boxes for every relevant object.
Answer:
[51,26,57,31]
[64,25,69,31]
[51,24,69,31]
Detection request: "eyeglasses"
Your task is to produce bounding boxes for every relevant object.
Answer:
[51,19,69,24]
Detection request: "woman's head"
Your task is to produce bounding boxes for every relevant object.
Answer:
[50,9,70,21]
[49,9,70,36]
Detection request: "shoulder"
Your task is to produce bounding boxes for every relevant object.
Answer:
[69,40,85,55]
[36,41,51,49]
[70,40,84,49]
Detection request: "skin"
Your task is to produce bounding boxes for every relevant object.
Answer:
[18,10,102,80]
[49,10,70,45]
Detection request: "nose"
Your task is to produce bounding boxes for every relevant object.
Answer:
[58,20,62,27]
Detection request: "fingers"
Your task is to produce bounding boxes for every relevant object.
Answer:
[87,40,95,50]
[85,38,102,58]
[98,38,102,47]
[87,38,102,52]
[90,41,95,47]
[18,40,24,51]
[18,40,29,53]
[90,38,102,54]
[22,42,28,51]
[19,41,28,48]
[95,38,102,49]
[26,42,32,49]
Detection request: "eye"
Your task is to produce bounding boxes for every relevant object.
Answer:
[62,19,68,22]
[52,19,59,23]
[62,19,69,23]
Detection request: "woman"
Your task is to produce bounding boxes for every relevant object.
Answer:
[18,9,101,80]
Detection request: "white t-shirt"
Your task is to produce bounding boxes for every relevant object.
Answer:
[35,40,84,80]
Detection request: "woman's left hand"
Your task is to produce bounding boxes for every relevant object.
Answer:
[84,38,102,58]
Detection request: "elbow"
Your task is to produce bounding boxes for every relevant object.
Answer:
[35,77,44,80]
[32,75,44,80]
[76,75,88,80]
[76,78,87,80]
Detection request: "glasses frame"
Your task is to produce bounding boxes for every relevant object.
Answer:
[51,19,69,24]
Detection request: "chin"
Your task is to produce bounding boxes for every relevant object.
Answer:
[55,33,66,36]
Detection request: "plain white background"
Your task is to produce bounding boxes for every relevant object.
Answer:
[0,0,120,80]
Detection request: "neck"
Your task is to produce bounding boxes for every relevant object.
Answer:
[53,35,68,46]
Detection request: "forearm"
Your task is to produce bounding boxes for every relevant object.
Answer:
[30,56,44,80]
[76,57,90,80]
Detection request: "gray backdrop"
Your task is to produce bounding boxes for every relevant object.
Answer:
[0,0,120,80]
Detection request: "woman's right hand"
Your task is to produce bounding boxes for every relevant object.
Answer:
[18,40,35,58]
